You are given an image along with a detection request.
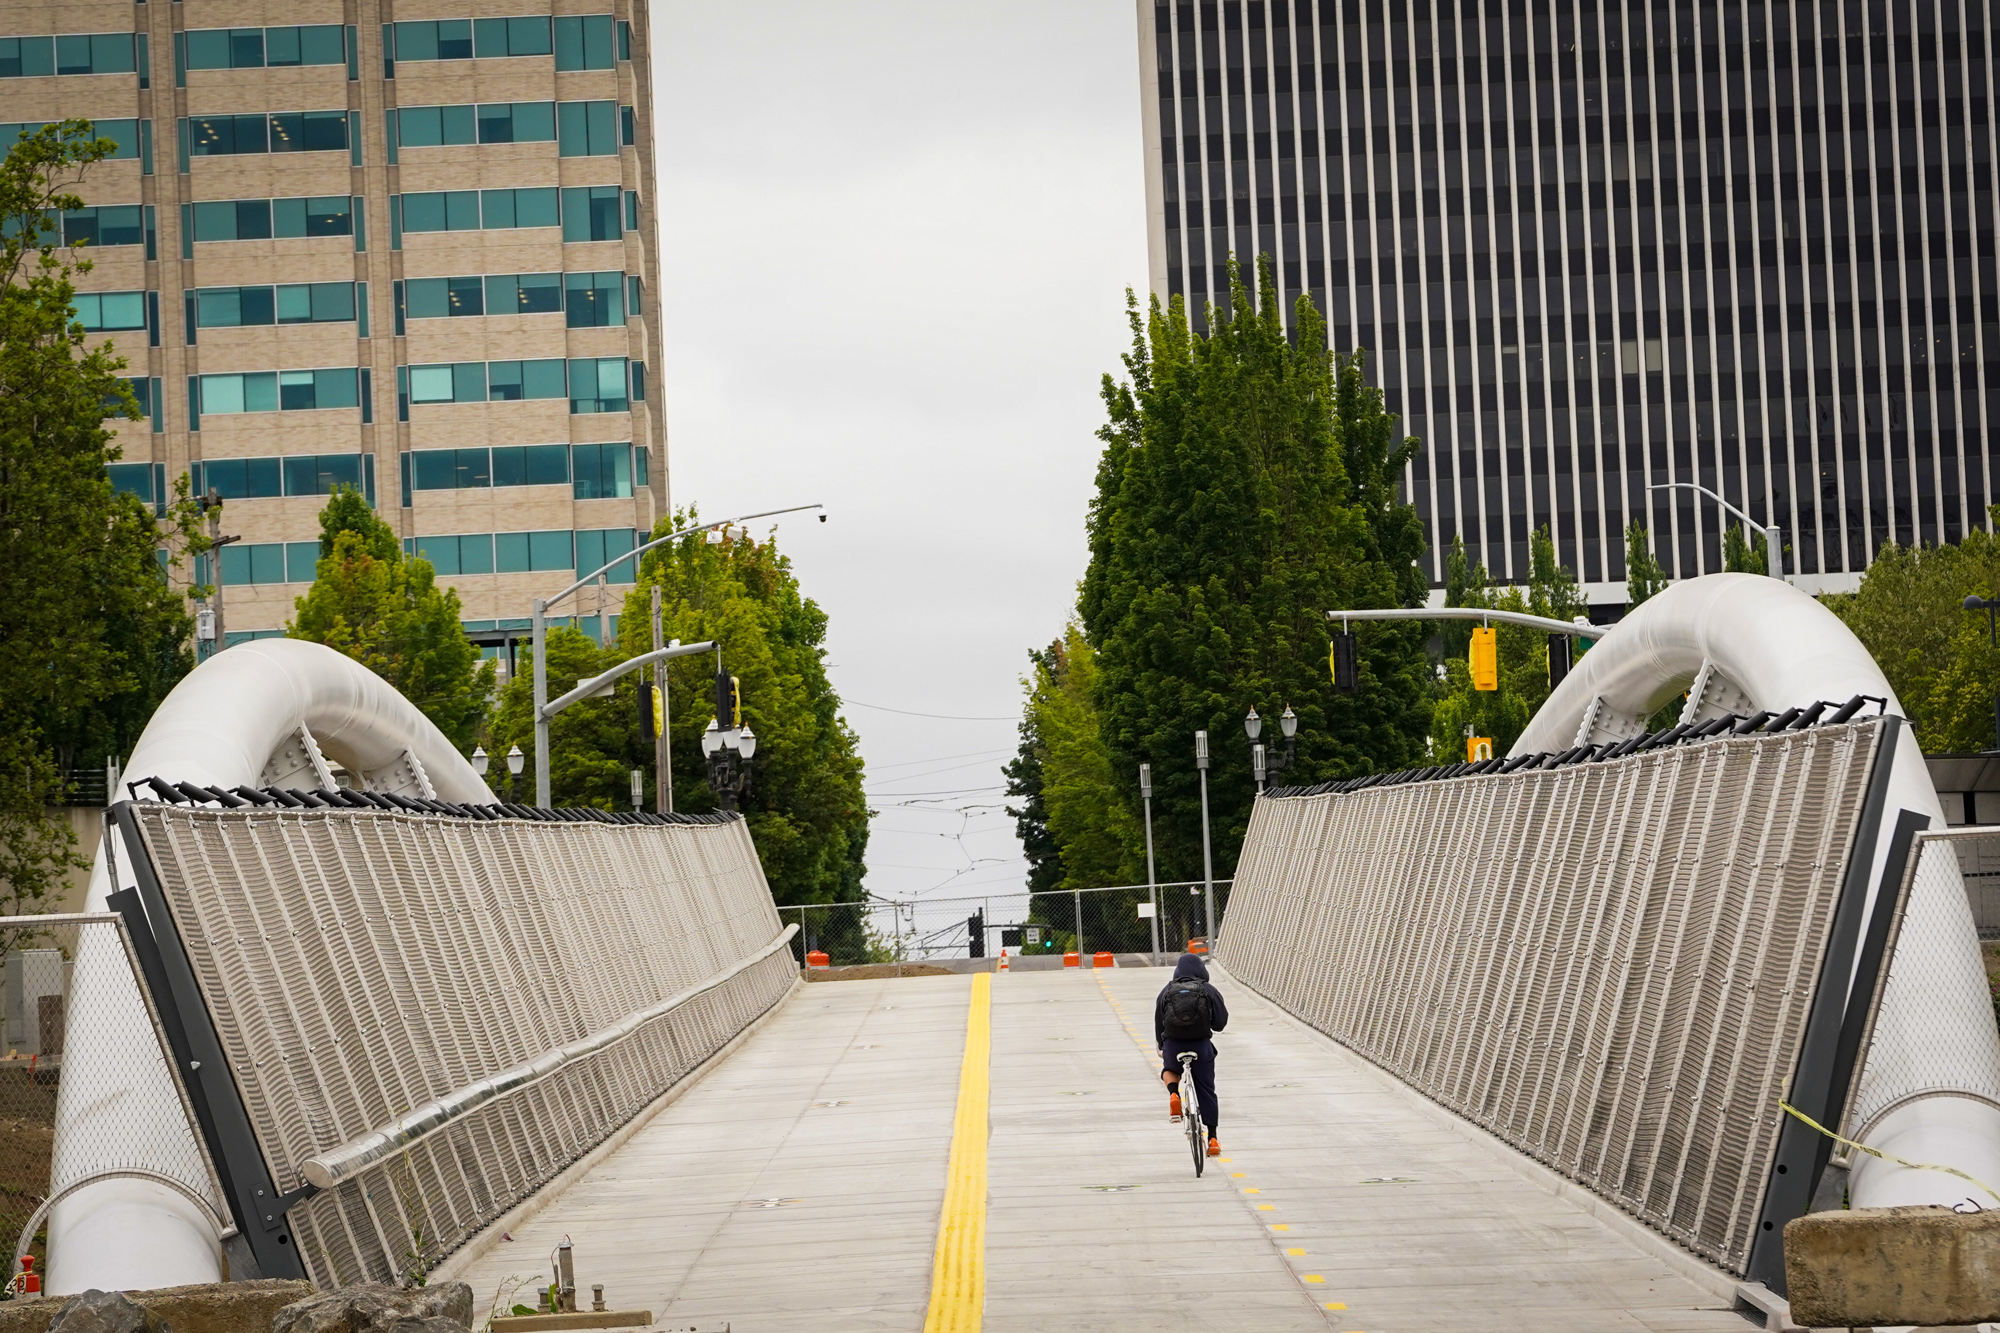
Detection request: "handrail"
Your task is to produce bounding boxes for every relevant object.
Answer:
[13,1169,237,1273]
[300,923,799,1190]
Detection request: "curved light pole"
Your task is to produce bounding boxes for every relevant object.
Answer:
[1647,480,1782,581]
[530,504,823,806]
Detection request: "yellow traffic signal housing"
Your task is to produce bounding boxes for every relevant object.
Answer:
[728,675,742,727]
[1467,736,1494,762]
[1469,626,1498,691]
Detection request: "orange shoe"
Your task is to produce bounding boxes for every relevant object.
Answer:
[1206,1137,1222,1157]
[1168,1092,1182,1120]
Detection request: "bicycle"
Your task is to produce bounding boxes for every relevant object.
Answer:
[1177,1049,1206,1177]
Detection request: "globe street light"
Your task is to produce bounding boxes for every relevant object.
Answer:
[506,744,525,800]
[1243,705,1299,792]
[471,745,489,776]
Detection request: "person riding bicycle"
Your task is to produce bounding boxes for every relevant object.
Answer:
[1156,952,1229,1156]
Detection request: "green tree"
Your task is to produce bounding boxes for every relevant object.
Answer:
[1002,646,1062,897]
[1078,258,1432,886]
[1823,511,2000,752]
[1624,522,1670,606]
[1426,525,1579,761]
[488,514,867,908]
[1439,533,1490,658]
[0,121,206,926]
[1017,625,1139,893]
[289,488,495,752]
[1722,524,1772,576]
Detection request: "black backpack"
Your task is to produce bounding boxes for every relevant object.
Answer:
[1162,978,1212,1040]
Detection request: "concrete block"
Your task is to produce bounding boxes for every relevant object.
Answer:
[487,1313,649,1332]
[1785,1204,2000,1327]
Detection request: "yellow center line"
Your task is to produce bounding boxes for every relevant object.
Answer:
[923,973,991,1333]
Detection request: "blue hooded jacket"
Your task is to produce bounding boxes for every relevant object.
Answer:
[1155,953,1229,1045]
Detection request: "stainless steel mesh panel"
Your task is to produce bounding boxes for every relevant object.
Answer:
[1845,829,2000,1143]
[1,914,225,1268]
[1215,719,1883,1275]
[129,807,791,1287]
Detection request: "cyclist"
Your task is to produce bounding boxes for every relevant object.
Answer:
[1156,952,1229,1156]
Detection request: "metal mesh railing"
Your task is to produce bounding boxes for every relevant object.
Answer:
[1844,827,2000,1145]
[1216,719,1884,1275]
[125,806,792,1288]
[778,880,1232,967]
[1,913,225,1275]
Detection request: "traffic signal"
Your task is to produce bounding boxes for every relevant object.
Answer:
[1547,635,1573,691]
[712,668,741,728]
[638,682,663,741]
[1467,736,1494,762]
[1469,626,1498,691]
[1329,632,1359,693]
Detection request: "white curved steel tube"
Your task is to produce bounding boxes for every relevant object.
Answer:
[49,639,495,1295]
[1517,573,2000,1213]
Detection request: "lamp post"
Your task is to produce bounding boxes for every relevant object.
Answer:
[1647,481,1782,580]
[528,503,823,806]
[1140,762,1161,964]
[1965,595,2000,751]
[506,744,524,801]
[1195,730,1215,945]
[702,718,757,812]
[1243,705,1299,793]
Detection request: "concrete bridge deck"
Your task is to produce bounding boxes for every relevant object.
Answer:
[449,965,1754,1332]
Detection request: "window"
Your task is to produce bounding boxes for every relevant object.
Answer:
[184,110,346,158]
[624,190,638,230]
[617,21,631,61]
[0,119,146,164]
[632,447,647,487]
[412,532,496,576]
[0,34,141,78]
[404,443,567,492]
[192,282,357,329]
[185,196,355,245]
[107,462,167,514]
[574,527,637,582]
[218,540,320,585]
[571,443,632,498]
[391,101,554,150]
[62,205,143,247]
[401,271,561,323]
[621,105,634,146]
[568,357,628,414]
[556,101,619,156]
[73,290,147,331]
[564,271,624,327]
[392,188,558,244]
[398,359,564,414]
[553,16,615,70]
[192,368,360,422]
[191,453,370,502]
[495,529,573,573]
[561,186,622,241]
[179,26,343,80]
[384,16,553,73]
[110,376,162,432]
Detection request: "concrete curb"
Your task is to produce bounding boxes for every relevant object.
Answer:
[433,974,806,1295]
[1216,959,1749,1310]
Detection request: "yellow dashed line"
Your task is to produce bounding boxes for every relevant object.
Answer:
[1286,1247,1305,1256]
[1302,1275,1324,1284]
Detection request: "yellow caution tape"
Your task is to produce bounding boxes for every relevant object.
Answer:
[1779,1100,2000,1208]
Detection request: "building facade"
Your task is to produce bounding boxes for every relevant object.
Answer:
[0,0,666,659]
[1138,0,1997,603]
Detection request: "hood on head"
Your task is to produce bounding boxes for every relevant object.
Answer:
[1173,953,1209,982]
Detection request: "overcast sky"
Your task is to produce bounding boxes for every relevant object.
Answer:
[653,1,1149,903]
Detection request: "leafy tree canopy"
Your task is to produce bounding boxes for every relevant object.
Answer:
[1072,258,1433,886]
[1823,508,2000,753]
[0,122,206,924]
[1012,625,1141,894]
[289,488,495,752]
[1624,522,1670,607]
[488,513,867,907]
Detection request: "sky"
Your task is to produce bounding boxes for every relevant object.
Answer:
[653,1,1151,904]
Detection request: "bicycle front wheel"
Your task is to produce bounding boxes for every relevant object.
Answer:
[1187,1108,1205,1177]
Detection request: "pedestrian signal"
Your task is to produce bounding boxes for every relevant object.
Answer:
[1329,632,1359,693]
[1469,626,1498,691]
[1468,737,1494,762]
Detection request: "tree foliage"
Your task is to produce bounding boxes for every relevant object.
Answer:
[1722,525,1771,576]
[488,514,867,907]
[1009,625,1140,894]
[1624,522,1670,606]
[289,488,495,752]
[1070,259,1433,886]
[1823,509,2000,753]
[0,122,206,922]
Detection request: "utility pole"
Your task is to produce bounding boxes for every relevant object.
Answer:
[532,598,550,806]
[651,585,671,813]
[1196,730,1215,944]
[199,488,240,659]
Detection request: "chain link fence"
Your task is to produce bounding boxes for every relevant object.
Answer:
[778,880,1232,967]
[1,913,226,1286]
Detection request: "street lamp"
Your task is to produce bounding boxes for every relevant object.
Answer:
[471,745,489,776]
[528,503,823,806]
[506,744,525,800]
[1965,595,2000,751]
[1647,481,1783,581]
[704,718,757,811]
[1195,730,1215,945]
[1243,705,1299,792]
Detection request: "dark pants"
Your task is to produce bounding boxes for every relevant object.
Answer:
[1161,1038,1218,1135]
